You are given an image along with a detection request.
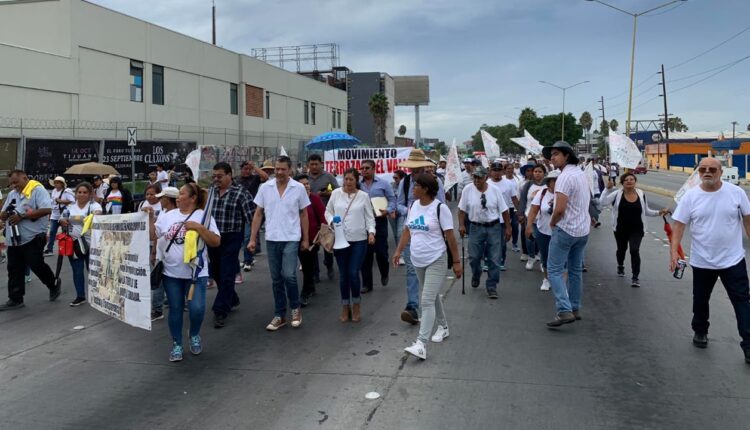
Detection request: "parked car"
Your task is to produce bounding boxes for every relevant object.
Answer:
[634,165,648,174]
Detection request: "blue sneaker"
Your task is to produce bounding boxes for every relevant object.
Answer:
[190,335,202,355]
[169,343,183,362]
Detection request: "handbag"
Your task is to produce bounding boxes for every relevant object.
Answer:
[151,210,196,290]
[315,191,356,253]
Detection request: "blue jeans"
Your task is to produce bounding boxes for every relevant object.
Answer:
[547,227,588,314]
[68,255,88,298]
[524,221,537,257]
[509,209,519,248]
[469,222,502,291]
[267,240,300,317]
[334,240,367,304]
[242,223,254,265]
[533,225,551,270]
[399,222,420,311]
[152,284,165,312]
[46,218,60,252]
[163,276,207,345]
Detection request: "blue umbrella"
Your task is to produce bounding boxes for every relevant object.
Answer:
[305,132,361,151]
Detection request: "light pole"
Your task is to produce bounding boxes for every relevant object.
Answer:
[539,80,590,141]
[586,0,687,137]
[732,121,738,139]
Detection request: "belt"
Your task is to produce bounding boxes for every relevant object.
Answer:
[470,220,500,227]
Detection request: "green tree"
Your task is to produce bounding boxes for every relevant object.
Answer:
[579,111,593,133]
[471,123,521,154]
[368,93,390,146]
[524,113,583,147]
[434,140,447,155]
[609,119,619,132]
[667,117,689,132]
[398,124,407,136]
[518,107,540,134]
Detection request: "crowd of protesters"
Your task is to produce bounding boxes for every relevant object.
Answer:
[2,143,750,366]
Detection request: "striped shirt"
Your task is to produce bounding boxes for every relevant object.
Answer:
[554,164,591,237]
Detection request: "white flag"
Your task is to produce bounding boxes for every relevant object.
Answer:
[185,149,202,180]
[608,131,642,169]
[674,170,701,203]
[443,139,462,191]
[280,146,288,157]
[510,130,544,155]
[584,161,595,195]
[480,130,501,159]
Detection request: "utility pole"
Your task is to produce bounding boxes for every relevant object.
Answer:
[599,96,607,159]
[732,121,738,139]
[212,0,216,45]
[659,64,669,142]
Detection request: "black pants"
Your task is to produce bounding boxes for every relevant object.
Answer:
[361,217,389,289]
[692,259,750,349]
[209,231,242,317]
[614,228,643,278]
[299,245,319,298]
[7,234,57,302]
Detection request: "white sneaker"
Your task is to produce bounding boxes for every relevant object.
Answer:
[535,254,541,261]
[540,279,551,291]
[520,254,529,262]
[234,273,243,284]
[525,260,534,270]
[404,340,427,360]
[431,326,450,343]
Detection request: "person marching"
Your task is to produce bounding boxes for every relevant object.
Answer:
[102,176,133,215]
[44,176,75,256]
[148,186,179,321]
[295,174,327,307]
[525,170,559,291]
[519,164,547,271]
[394,173,462,360]
[670,157,750,364]
[599,172,667,287]
[307,153,339,280]
[359,159,396,293]
[326,168,376,322]
[488,161,520,270]
[152,183,220,362]
[59,182,102,306]
[458,166,511,299]
[238,160,269,272]
[139,184,163,214]
[543,142,590,328]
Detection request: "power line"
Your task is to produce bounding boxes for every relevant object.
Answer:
[670,54,750,94]
[668,24,750,70]
[668,58,747,83]
[642,2,686,17]
[605,73,659,101]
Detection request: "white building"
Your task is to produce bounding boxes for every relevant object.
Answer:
[0,0,347,181]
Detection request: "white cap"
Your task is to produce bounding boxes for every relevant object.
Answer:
[156,186,179,199]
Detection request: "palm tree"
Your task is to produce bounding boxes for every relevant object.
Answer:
[518,107,538,134]
[398,124,407,136]
[579,111,593,132]
[609,119,619,132]
[369,93,390,146]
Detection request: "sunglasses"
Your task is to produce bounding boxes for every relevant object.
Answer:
[480,193,487,209]
[697,167,718,174]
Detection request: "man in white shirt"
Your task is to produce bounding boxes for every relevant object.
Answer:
[250,156,311,331]
[670,157,750,363]
[488,161,520,269]
[543,142,591,328]
[458,167,511,299]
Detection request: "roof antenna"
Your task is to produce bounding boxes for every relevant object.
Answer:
[212,0,216,45]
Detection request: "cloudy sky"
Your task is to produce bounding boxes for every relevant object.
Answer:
[94,0,750,142]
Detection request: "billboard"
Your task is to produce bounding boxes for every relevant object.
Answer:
[393,76,430,106]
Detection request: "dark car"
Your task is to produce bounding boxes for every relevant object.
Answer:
[634,165,648,174]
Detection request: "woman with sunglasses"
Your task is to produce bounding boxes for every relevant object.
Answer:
[525,171,559,291]
[600,172,668,287]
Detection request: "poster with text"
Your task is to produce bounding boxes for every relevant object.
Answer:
[87,211,151,330]
[102,140,196,181]
[324,147,414,182]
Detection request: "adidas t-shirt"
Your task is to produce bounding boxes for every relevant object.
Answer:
[406,200,453,268]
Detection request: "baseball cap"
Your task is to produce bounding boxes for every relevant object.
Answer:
[490,161,503,171]
[472,166,489,177]
[156,186,179,199]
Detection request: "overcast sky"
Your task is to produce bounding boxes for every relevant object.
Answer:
[94,0,750,142]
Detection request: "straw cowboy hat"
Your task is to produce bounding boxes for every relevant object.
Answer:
[260,160,275,171]
[49,176,67,187]
[398,149,436,169]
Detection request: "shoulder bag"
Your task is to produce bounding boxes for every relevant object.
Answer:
[150,209,196,290]
[314,191,356,253]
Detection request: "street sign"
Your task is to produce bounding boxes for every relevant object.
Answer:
[127,127,137,147]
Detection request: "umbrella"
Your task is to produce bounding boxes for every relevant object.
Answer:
[64,162,119,176]
[663,215,685,260]
[305,132,361,151]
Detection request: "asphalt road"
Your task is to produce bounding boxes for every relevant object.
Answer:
[1,202,750,429]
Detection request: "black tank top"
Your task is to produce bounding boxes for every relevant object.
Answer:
[617,193,643,232]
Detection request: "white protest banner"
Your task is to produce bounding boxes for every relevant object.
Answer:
[510,130,544,155]
[444,140,462,191]
[584,161,596,195]
[184,148,202,180]
[88,212,151,330]
[324,147,413,182]
[480,130,501,160]
[608,131,642,169]
[674,170,701,203]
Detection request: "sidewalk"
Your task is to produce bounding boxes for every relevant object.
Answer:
[1,209,748,429]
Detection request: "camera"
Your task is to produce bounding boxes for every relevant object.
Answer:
[4,199,22,246]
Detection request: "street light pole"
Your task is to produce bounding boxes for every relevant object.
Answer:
[539,80,590,141]
[586,0,687,136]
[732,121,738,139]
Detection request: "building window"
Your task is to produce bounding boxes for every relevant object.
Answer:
[265,92,270,119]
[152,65,164,105]
[311,102,316,125]
[230,83,238,115]
[130,60,143,103]
[332,108,336,129]
[337,110,342,129]
[304,101,309,124]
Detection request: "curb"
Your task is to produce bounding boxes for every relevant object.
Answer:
[639,184,674,199]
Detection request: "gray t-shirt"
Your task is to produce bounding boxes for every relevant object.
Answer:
[2,185,52,246]
[309,171,339,203]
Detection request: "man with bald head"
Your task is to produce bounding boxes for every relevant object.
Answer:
[671,157,750,363]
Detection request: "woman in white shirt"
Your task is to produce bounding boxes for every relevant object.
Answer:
[518,165,547,270]
[325,168,375,323]
[139,184,163,216]
[59,182,102,306]
[152,183,220,362]
[393,173,462,361]
[45,177,75,255]
[525,171,559,291]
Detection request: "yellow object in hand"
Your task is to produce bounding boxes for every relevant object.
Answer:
[183,230,199,263]
[80,214,94,235]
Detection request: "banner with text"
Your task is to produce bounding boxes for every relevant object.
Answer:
[608,131,642,169]
[87,212,151,330]
[324,147,414,181]
[444,141,462,191]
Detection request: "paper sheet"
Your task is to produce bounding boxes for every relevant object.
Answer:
[371,197,388,216]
